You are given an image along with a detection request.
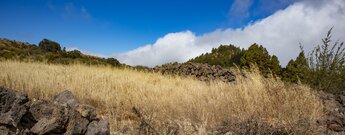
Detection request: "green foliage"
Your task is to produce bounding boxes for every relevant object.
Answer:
[106,58,121,67]
[283,28,345,94]
[66,50,82,59]
[188,28,344,94]
[131,65,151,72]
[240,43,281,76]
[282,51,309,83]
[189,44,281,76]
[306,28,345,94]
[270,55,281,75]
[39,39,61,52]
[189,44,243,67]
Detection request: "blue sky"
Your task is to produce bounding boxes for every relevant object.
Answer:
[1,0,344,67]
[0,0,296,56]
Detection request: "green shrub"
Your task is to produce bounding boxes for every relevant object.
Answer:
[67,50,82,59]
[306,28,345,94]
[106,58,120,67]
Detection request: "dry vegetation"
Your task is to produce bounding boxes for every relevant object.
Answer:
[0,61,324,134]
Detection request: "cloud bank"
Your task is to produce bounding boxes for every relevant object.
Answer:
[116,0,345,67]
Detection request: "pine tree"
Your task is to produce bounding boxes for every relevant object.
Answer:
[189,44,242,67]
[240,43,281,76]
[270,55,281,75]
[282,51,308,83]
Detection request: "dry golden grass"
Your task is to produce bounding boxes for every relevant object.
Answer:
[0,61,324,134]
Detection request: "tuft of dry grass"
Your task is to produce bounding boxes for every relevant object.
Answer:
[0,61,324,134]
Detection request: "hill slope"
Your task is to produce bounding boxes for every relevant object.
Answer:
[0,38,122,67]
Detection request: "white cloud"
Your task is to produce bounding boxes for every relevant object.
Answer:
[116,31,206,67]
[115,0,345,67]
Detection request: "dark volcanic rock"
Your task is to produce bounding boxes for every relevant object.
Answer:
[85,120,110,135]
[0,126,16,135]
[29,100,67,121]
[65,110,90,135]
[30,117,66,134]
[53,90,80,109]
[76,104,98,121]
[0,87,110,135]
[0,87,29,127]
[154,62,236,83]
[29,100,68,134]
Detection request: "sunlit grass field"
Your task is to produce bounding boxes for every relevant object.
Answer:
[0,61,324,134]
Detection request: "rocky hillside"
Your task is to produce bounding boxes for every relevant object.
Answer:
[154,62,236,83]
[0,87,110,135]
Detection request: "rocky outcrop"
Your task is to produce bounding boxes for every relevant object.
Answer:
[154,62,236,83]
[0,87,110,135]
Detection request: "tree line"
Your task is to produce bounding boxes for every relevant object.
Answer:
[189,28,345,94]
